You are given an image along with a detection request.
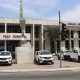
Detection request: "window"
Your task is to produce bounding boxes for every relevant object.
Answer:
[25,25,31,33]
[71,30,73,38]
[71,40,74,49]
[7,24,21,33]
[35,26,40,38]
[79,40,80,48]
[78,31,80,38]
[65,40,69,50]
[57,40,60,53]
[35,41,39,51]
[0,25,5,33]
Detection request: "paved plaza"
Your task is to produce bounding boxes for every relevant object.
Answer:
[0,56,80,72]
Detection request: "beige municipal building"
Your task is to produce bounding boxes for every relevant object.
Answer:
[0,17,80,59]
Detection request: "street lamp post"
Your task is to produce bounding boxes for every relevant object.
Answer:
[59,11,62,68]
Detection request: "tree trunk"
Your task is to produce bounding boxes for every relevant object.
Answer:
[54,40,57,54]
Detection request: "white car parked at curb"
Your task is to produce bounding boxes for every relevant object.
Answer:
[67,50,80,61]
[0,51,12,65]
[57,50,70,60]
[34,50,54,64]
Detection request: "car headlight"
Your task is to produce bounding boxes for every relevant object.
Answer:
[40,57,43,59]
[52,57,54,59]
[8,57,12,59]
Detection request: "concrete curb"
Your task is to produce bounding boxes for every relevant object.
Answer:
[0,67,80,72]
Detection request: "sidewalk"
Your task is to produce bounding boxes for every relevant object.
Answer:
[0,58,80,72]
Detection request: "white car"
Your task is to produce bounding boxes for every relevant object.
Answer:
[67,50,80,61]
[34,50,54,64]
[57,50,71,60]
[0,51,12,65]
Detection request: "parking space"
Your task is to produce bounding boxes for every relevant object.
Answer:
[33,58,80,68]
[54,59,80,68]
[0,56,80,71]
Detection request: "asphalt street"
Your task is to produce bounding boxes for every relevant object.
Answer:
[0,70,80,80]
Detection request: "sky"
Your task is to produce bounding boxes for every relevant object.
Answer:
[0,0,80,21]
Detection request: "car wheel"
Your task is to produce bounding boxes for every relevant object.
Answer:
[9,62,12,66]
[50,61,54,65]
[58,55,60,60]
[68,55,71,61]
[64,55,68,60]
[38,59,40,65]
[78,56,80,62]
[34,58,37,63]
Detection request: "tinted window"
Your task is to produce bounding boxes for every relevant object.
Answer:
[74,50,78,53]
[39,51,51,55]
[0,52,10,55]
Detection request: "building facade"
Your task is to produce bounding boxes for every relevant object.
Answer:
[0,17,80,59]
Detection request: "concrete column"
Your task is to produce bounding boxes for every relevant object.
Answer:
[5,23,7,33]
[74,31,79,50]
[61,41,65,51]
[4,23,7,51]
[40,24,44,50]
[31,25,33,46]
[32,24,35,53]
[69,30,72,50]
[4,41,6,51]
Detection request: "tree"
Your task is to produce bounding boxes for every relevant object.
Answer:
[44,26,60,54]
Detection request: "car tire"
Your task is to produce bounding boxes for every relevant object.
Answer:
[50,61,54,65]
[34,58,37,63]
[9,62,12,66]
[58,55,60,60]
[64,55,68,60]
[68,55,71,61]
[38,59,40,65]
[78,56,80,62]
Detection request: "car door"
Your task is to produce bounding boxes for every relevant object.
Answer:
[72,50,78,59]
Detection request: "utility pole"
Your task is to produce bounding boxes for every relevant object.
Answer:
[59,11,62,68]
[69,29,72,50]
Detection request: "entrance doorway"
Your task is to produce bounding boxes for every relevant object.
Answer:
[0,41,4,51]
[6,41,20,59]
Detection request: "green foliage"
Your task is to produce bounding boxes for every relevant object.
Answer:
[44,26,60,53]
[44,26,60,40]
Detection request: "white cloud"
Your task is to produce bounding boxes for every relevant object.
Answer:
[24,0,60,18]
[1,0,80,21]
[0,0,61,18]
[47,5,80,21]
[26,0,59,6]
[0,3,18,11]
[62,5,80,21]
[24,8,39,18]
[26,0,60,12]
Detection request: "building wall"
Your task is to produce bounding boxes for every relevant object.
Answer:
[0,17,80,53]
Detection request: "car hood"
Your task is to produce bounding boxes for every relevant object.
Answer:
[39,54,53,57]
[0,55,11,58]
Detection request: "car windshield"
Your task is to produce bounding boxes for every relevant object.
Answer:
[0,52,10,56]
[65,51,72,53]
[39,51,51,55]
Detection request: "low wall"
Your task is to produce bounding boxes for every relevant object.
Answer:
[15,46,33,64]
